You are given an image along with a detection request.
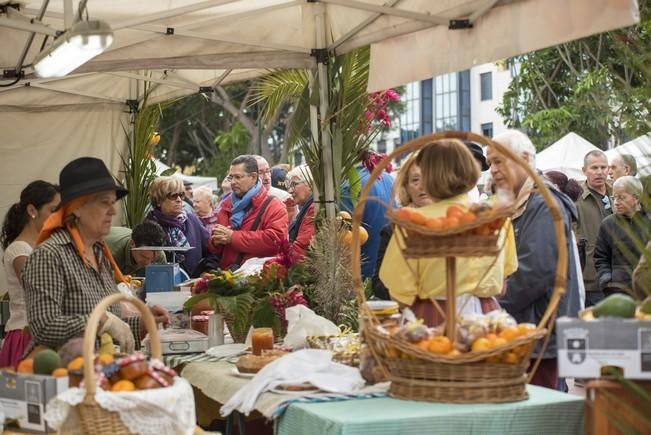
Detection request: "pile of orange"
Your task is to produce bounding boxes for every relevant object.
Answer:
[393,205,501,235]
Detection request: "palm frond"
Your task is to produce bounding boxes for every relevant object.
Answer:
[250,70,309,125]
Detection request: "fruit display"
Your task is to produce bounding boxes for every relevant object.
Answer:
[337,211,369,245]
[580,293,649,320]
[94,353,178,392]
[391,202,507,236]
[379,310,537,364]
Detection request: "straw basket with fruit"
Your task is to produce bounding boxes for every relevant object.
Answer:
[351,131,566,403]
[45,293,196,434]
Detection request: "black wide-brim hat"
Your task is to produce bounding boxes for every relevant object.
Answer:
[59,157,128,204]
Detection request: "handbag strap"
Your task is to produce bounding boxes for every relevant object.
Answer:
[233,196,274,267]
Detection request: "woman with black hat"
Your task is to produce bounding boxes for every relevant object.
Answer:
[22,157,169,353]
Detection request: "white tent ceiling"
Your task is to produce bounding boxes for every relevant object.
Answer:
[536,132,600,181]
[0,0,640,289]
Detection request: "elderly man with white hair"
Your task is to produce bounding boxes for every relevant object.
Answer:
[487,129,581,391]
[192,186,218,231]
[594,176,650,298]
[285,164,316,260]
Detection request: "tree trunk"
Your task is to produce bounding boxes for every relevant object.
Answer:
[168,123,181,165]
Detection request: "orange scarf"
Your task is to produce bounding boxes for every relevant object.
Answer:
[37,194,127,283]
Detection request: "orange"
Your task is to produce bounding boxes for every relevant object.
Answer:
[17,359,34,374]
[425,217,443,230]
[475,225,492,236]
[502,352,519,364]
[486,333,498,342]
[358,227,369,245]
[458,212,477,225]
[96,354,114,366]
[393,209,411,221]
[446,205,465,219]
[498,326,521,342]
[111,380,136,392]
[471,337,491,352]
[342,231,353,244]
[416,340,430,352]
[517,323,536,335]
[428,336,452,354]
[52,368,69,378]
[409,211,427,226]
[67,356,84,371]
[493,337,508,348]
[513,344,531,358]
[446,216,460,228]
[446,349,461,357]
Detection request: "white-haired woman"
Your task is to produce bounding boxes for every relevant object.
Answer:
[285,165,315,260]
[594,176,651,296]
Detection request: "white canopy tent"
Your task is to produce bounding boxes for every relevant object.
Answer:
[153,158,218,191]
[606,133,651,178]
[536,132,600,181]
[0,0,640,290]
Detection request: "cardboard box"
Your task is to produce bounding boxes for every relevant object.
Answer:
[556,317,651,379]
[0,370,68,433]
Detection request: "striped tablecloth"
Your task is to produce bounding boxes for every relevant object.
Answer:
[277,385,584,435]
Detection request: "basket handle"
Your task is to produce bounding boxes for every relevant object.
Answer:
[351,131,567,337]
[83,293,161,395]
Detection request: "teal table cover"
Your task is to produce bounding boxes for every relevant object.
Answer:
[277,385,583,435]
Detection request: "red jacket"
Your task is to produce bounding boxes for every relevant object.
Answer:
[289,202,315,261]
[209,188,288,269]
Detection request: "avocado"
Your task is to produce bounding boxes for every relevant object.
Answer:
[640,296,651,315]
[592,294,637,319]
[33,349,62,375]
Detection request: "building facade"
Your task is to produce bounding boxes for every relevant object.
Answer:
[375,62,515,157]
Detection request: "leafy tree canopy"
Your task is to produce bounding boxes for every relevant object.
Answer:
[498,0,651,149]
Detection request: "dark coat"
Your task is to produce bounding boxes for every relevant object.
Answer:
[594,212,650,293]
[500,185,581,358]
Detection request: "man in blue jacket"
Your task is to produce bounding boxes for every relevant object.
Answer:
[488,130,581,391]
[341,157,394,281]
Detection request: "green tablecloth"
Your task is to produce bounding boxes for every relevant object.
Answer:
[277,385,583,435]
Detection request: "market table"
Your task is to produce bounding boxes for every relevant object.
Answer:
[276,385,584,435]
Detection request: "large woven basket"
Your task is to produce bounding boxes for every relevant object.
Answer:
[350,131,567,403]
[76,293,162,434]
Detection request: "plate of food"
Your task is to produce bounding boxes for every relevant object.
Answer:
[229,366,256,378]
[270,383,320,395]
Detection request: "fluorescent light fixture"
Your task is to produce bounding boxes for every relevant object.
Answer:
[33,20,113,78]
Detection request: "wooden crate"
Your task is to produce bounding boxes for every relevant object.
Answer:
[584,380,651,434]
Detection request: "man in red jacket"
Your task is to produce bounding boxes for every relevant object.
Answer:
[209,155,288,271]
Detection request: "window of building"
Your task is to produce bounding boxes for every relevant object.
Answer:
[376,139,387,154]
[399,81,420,144]
[432,71,470,132]
[480,72,492,101]
[481,122,493,138]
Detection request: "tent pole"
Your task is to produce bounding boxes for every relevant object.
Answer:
[308,71,321,207]
[314,2,336,221]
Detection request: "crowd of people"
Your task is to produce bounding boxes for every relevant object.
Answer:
[0,131,649,396]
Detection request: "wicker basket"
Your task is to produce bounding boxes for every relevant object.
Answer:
[306,334,361,367]
[76,293,162,434]
[389,207,514,258]
[350,131,567,403]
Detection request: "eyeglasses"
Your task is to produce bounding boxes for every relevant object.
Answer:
[259,169,271,176]
[226,173,254,182]
[166,192,184,200]
[285,180,305,190]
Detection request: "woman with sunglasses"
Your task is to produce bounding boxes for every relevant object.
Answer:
[146,176,217,277]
